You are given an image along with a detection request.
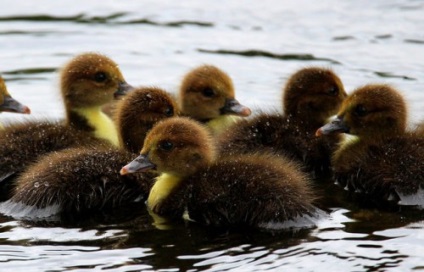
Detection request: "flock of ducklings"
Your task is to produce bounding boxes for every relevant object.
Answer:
[0,52,423,230]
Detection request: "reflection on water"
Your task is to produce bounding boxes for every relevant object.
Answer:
[0,0,424,271]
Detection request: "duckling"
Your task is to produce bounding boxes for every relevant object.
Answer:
[179,65,251,134]
[0,87,177,219]
[0,76,30,128]
[114,87,178,153]
[0,52,132,190]
[120,117,321,230]
[217,67,347,175]
[316,84,424,206]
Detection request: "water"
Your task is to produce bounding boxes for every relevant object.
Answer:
[1,0,424,271]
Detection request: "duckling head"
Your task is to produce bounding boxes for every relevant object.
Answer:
[60,52,133,109]
[316,84,407,142]
[121,117,216,178]
[283,67,346,126]
[179,65,251,121]
[114,86,179,153]
[0,77,31,114]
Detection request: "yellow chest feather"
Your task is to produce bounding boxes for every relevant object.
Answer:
[207,115,239,135]
[148,173,182,209]
[339,134,360,151]
[74,107,119,147]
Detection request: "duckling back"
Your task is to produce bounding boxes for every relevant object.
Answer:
[0,147,151,219]
[0,122,108,197]
[186,153,320,229]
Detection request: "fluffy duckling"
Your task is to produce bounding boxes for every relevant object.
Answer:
[0,77,30,128]
[120,117,321,230]
[316,84,424,206]
[0,53,132,189]
[0,87,177,219]
[218,67,347,175]
[114,87,178,153]
[179,65,251,134]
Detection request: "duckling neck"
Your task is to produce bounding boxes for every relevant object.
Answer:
[333,134,363,170]
[206,115,239,134]
[69,107,119,147]
[147,173,183,211]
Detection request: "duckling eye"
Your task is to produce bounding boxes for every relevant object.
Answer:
[354,104,367,117]
[202,87,215,97]
[159,141,173,151]
[94,72,107,83]
[164,107,174,117]
[327,86,339,96]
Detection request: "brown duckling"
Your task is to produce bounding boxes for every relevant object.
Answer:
[0,76,30,128]
[0,87,177,219]
[316,84,424,207]
[114,87,178,153]
[179,65,251,134]
[0,52,132,191]
[217,67,347,175]
[120,117,322,230]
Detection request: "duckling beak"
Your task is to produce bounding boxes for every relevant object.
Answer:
[114,82,134,99]
[120,154,156,175]
[220,98,251,117]
[0,96,31,114]
[316,117,349,136]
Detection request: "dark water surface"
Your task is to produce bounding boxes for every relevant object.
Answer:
[1,1,424,271]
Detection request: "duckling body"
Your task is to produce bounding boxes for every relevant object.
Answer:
[218,67,347,175]
[1,87,177,219]
[121,117,321,230]
[0,147,150,219]
[0,76,30,128]
[179,65,251,135]
[317,84,424,206]
[0,53,132,195]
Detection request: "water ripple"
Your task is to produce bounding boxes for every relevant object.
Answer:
[198,49,341,64]
[119,19,213,27]
[0,13,126,23]
[2,68,57,76]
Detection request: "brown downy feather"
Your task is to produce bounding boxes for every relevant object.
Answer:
[218,67,347,176]
[2,87,177,219]
[0,52,131,197]
[114,87,179,153]
[317,84,424,207]
[178,65,251,134]
[121,117,322,230]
